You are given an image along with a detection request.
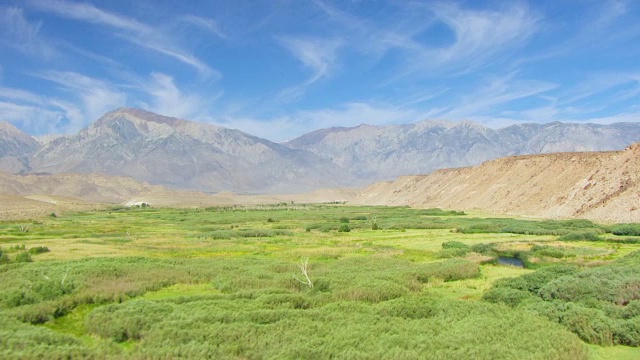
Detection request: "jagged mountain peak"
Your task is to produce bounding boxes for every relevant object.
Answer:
[0,121,28,135]
[30,108,355,193]
[93,107,186,129]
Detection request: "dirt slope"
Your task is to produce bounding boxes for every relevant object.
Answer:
[0,172,166,203]
[353,143,640,223]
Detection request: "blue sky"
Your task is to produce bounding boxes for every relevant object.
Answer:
[0,0,639,141]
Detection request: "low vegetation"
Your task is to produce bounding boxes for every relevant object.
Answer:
[0,205,638,359]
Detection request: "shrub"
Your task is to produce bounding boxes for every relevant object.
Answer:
[611,224,640,237]
[482,287,535,307]
[0,249,9,264]
[436,248,469,258]
[416,258,480,282]
[471,243,496,255]
[559,231,602,241]
[441,241,470,250]
[339,217,350,223]
[338,224,351,232]
[15,251,32,263]
[86,300,174,342]
[28,246,51,255]
[438,242,471,258]
[491,264,580,294]
[531,245,565,259]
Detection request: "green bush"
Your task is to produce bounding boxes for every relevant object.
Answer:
[482,287,536,307]
[14,251,32,263]
[86,300,175,341]
[558,231,602,241]
[437,248,469,258]
[441,241,470,250]
[611,224,640,236]
[338,224,351,232]
[28,246,51,255]
[416,258,480,282]
[531,245,565,258]
[471,243,496,255]
[0,249,9,265]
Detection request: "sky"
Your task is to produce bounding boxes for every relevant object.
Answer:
[0,0,639,141]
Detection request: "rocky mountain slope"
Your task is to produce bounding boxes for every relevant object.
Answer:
[286,120,640,180]
[29,108,356,193]
[2,108,640,193]
[0,122,40,173]
[353,143,640,223]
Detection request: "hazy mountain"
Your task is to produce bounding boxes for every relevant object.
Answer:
[286,120,640,180]
[3,108,640,193]
[31,108,356,193]
[0,122,40,173]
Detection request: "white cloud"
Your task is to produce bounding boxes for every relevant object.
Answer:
[0,87,46,105]
[35,71,126,128]
[139,72,216,120]
[179,15,226,39]
[215,102,419,142]
[0,7,57,58]
[402,2,539,75]
[0,87,85,134]
[432,73,558,119]
[26,0,218,77]
[277,36,343,100]
[0,101,65,134]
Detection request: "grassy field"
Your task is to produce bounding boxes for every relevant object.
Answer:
[0,204,638,359]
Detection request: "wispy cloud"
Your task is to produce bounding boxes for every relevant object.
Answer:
[216,102,419,142]
[0,7,57,58]
[312,1,539,78]
[34,71,126,129]
[179,15,226,39]
[277,36,343,100]
[26,0,218,77]
[0,87,47,105]
[0,101,66,134]
[137,72,221,120]
[431,73,558,119]
[425,2,539,72]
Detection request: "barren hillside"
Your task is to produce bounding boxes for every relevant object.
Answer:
[353,143,640,223]
[0,172,165,203]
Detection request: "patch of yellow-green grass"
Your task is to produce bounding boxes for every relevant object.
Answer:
[589,344,640,360]
[43,304,97,338]
[423,264,533,301]
[142,283,219,300]
[365,229,553,252]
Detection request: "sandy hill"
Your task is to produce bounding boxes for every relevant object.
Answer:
[0,172,165,203]
[353,143,640,223]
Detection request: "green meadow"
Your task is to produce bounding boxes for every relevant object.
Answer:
[1,204,639,359]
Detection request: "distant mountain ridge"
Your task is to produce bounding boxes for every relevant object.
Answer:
[1,108,640,192]
[0,122,40,173]
[286,120,640,180]
[25,108,356,193]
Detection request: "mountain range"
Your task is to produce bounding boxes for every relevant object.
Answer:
[2,107,640,193]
